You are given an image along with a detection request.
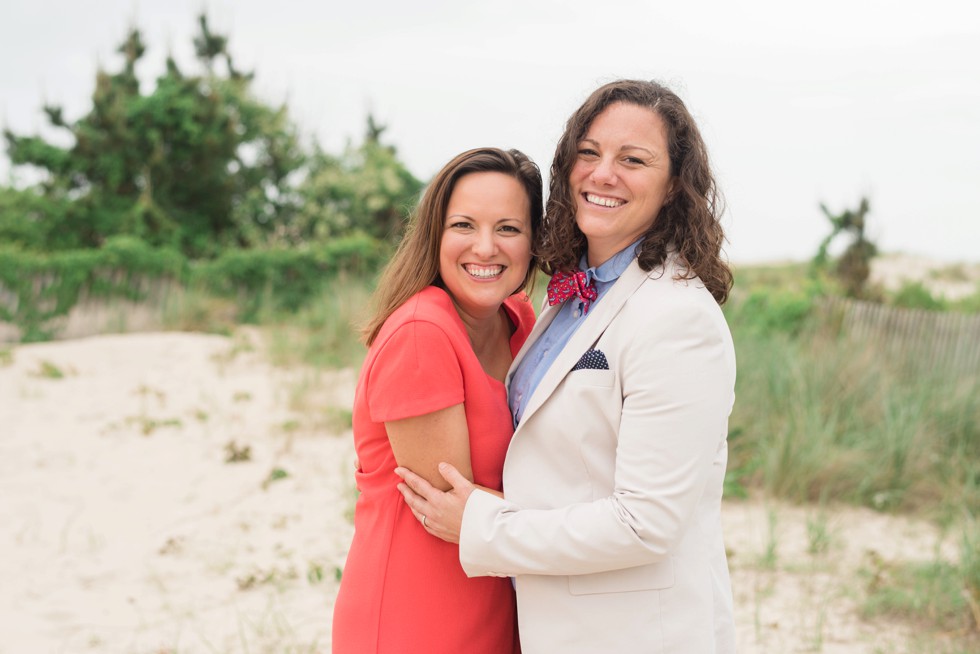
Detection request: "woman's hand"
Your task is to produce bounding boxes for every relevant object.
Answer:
[395,462,475,544]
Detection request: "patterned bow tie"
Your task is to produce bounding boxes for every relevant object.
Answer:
[547,270,598,314]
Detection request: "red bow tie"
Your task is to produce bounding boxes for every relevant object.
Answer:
[547,270,598,314]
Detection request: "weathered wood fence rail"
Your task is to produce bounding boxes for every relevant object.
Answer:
[820,296,980,375]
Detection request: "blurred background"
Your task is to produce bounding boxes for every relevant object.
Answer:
[3,0,980,262]
[1,1,978,652]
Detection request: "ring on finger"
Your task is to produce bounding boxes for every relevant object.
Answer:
[421,515,427,528]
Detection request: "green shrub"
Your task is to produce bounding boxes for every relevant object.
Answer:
[192,235,387,321]
[0,237,184,340]
[891,281,947,311]
[0,235,387,339]
[725,288,816,336]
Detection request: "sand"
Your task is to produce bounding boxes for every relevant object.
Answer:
[0,331,965,653]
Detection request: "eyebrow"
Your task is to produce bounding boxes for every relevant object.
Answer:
[445,214,527,223]
[580,138,658,159]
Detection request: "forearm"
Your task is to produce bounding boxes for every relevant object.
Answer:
[460,301,735,577]
[458,456,714,578]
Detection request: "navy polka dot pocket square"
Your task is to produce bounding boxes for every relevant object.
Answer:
[571,349,609,371]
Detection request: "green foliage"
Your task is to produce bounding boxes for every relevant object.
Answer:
[722,427,754,499]
[3,16,304,256]
[0,15,423,337]
[727,264,980,520]
[262,467,290,490]
[0,237,184,340]
[262,271,374,370]
[812,197,877,298]
[727,262,823,336]
[193,234,387,320]
[294,119,423,243]
[949,287,980,314]
[34,360,65,379]
[724,288,815,336]
[729,319,980,517]
[0,187,72,249]
[0,234,385,339]
[891,281,948,311]
[1,16,422,257]
[861,554,976,634]
[962,517,980,629]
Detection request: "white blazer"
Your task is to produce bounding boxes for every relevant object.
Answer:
[459,256,737,654]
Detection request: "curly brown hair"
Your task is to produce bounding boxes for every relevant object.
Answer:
[540,79,732,305]
[362,147,543,345]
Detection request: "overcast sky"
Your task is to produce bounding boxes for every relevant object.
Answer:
[2,0,978,263]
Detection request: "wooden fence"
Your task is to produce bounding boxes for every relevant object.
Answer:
[819,296,980,376]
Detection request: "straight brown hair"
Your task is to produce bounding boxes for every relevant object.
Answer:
[362,147,543,345]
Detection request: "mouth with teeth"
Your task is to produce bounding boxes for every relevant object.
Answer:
[463,264,505,279]
[584,193,625,208]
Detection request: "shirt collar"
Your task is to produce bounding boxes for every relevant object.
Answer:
[580,239,641,285]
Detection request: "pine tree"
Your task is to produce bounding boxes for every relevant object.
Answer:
[3,15,303,256]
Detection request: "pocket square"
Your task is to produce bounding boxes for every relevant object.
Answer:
[571,349,609,371]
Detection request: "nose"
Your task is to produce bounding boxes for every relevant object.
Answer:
[590,157,617,185]
[472,226,498,258]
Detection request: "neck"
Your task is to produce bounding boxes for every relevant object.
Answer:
[453,302,515,382]
[587,236,641,269]
[453,304,507,351]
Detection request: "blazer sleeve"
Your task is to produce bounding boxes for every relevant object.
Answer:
[459,293,736,577]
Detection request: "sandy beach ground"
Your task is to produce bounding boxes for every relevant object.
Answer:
[0,331,964,653]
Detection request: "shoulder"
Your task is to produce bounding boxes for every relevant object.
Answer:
[384,285,458,327]
[623,257,729,335]
[615,260,735,379]
[630,257,717,306]
[375,286,463,345]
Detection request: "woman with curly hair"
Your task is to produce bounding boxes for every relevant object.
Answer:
[397,80,737,653]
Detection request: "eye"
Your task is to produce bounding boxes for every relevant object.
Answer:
[576,148,599,159]
[447,220,473,230]
[624,156,646,165]
[499,224,523,234]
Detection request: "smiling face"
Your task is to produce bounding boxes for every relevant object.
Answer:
[439,171,532,323]
[571,102,675,267]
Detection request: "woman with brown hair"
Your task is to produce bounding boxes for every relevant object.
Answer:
[332,147,542,653]
[398,80,737,653]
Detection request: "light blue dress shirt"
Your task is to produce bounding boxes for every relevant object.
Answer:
[508,240,641,426]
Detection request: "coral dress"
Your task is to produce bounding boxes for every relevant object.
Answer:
[332,286,534,654]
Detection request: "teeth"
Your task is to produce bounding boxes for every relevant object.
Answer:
[586,193,624,208]
[465,265,503,278]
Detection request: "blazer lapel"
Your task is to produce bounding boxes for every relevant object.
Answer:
[516,259,653,428]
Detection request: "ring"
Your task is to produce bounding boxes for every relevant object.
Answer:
[421,515,428,528]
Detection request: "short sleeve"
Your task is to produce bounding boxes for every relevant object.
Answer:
[366,320,465,423]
